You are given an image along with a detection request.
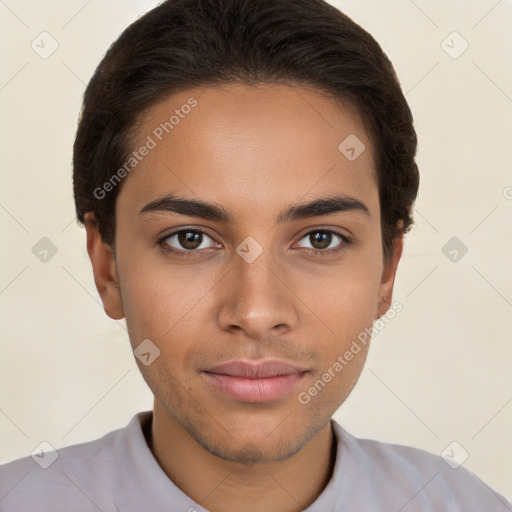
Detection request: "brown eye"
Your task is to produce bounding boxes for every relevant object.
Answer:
[160,229,218,254]
[309,231,332,249]
[295,229,351,255]
[177,231,203,250]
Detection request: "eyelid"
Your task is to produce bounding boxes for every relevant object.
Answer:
[292,223,351,242]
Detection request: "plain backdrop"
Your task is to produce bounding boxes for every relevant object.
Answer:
[1,0,511,503]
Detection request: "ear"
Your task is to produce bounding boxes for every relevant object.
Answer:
[83,213,125,320]
[376,225,404,319]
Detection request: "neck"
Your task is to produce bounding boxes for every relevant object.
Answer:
[147,401,336,512]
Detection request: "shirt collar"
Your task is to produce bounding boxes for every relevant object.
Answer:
[115,411,352,512]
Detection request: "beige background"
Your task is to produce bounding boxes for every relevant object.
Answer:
[1,0,511,503]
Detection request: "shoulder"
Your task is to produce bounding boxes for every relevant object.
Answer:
[0,411,151,512]
[331,420,511,511]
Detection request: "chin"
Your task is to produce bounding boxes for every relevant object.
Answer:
[192,427,310,464]
[179,404,331,465]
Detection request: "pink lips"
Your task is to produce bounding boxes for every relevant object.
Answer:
[203,360,307,403]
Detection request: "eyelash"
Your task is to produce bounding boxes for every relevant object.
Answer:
[157,227,352,259]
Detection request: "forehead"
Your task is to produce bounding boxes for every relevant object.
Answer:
[118,82,378,221]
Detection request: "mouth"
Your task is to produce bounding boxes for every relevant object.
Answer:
[202,360,308,403]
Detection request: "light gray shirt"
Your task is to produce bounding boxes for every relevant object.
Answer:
[0,411,510,511]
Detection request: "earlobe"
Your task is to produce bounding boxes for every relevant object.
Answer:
[83,214,125,320]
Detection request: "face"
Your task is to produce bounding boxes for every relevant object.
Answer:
[90,82,401,463]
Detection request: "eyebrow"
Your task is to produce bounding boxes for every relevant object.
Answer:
[139,194,370,222]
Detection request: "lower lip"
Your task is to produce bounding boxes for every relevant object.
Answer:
[203,372,306,403]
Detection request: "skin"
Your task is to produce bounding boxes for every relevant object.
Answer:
[84,82,403,512]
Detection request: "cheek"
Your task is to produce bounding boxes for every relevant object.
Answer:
[115,242,212,346]
[293,251,383,393]
[294,265,377,410]
[308,291,375,382]
[330,268,380,328]
[299,253,382,335]
[121,278,207,348]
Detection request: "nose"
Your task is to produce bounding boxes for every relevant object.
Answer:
[216,250,299,340]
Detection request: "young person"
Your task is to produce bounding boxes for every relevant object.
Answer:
[1,0,509,510]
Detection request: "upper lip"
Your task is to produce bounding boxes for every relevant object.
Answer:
[204,360,307,379]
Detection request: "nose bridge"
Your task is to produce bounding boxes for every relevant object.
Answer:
[217,241,298,336]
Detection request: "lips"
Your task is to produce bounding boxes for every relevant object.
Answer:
[203,360,307,403]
